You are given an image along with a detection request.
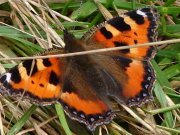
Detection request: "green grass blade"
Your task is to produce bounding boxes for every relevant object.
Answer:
[55,104,72,135]
[7,105,37,135]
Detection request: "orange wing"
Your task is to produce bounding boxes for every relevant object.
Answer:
[81,8,159,106]
[0,58,64,105]
[59,90,114,131]
[82,8,159,60]
[93,54,156,106]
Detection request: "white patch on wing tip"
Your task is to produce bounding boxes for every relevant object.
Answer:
[137,10,147,17]
[5,73,11,82]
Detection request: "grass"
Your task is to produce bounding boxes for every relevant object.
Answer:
[0,0,180,135]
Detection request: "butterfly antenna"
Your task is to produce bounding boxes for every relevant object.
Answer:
[63,29,69,35]
[63,29,72,37]
[72,0,84,30]
[63,29,75,50]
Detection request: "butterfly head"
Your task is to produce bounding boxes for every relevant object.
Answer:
[63,30,85,54]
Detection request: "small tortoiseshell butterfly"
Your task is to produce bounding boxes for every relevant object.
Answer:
[0,8,159,131]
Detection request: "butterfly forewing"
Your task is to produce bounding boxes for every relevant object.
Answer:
[0,54,65,105]
[82,8,159,60]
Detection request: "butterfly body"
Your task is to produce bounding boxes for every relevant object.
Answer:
[0,8,159,131]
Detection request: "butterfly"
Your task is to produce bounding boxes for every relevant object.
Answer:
[0,8,159,131]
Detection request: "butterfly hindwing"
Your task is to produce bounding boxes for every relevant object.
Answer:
[103,55,155,106]
[59,72,115,131]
